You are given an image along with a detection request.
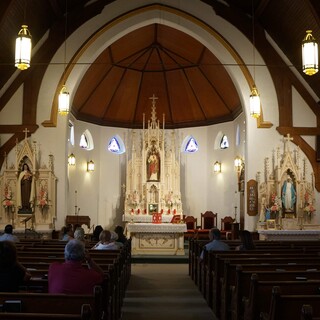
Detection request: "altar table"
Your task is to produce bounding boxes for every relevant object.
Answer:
[126,223,187,256]
[258,229,320,241]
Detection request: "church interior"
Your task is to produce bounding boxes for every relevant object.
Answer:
[0,0,320,319]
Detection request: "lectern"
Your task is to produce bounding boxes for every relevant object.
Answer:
[66,215,90,229]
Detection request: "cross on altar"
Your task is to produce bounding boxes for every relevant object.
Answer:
[149,94,158,106]
[23,128,30,139]
[283,133,293,152]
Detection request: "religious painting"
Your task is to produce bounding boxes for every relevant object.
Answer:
[149,203,158,214]
[147,149,160,181]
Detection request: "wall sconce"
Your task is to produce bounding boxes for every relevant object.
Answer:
[213,161,221,173]
[87,160,95,172]
[302,30,318,76]
[68,153,76,166]
[234,157,243,173]
[15,25,32,70]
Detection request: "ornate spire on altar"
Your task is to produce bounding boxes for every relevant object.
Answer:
[123,95,182,223]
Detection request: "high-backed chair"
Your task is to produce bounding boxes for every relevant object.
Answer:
[220,216,235,239]
[201,211,218,230]
[183,215,198,239]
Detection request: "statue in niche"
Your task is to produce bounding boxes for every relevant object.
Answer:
[17,163,35,213]
[281,175,296,212]
[147,150,160,181]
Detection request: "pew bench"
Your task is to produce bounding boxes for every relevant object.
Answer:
[0,286,103,320]
[261,286,320,320]
[243,274,320,320]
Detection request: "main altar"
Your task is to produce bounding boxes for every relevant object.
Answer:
[123,95,185,255]
[123,95,182,221]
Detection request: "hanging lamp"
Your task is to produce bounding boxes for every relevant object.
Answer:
[302,30,318,76]
[249,1,261,118]
[249,85,260,118]
[58,0,70,115]
[15,25,32,70]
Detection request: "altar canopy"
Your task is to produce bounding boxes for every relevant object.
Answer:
[123,95,182,222]
[0,131,57,231]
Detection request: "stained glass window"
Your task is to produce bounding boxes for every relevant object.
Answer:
[108,135,125,154]
[220,134,229,149]
[181,135,199,153]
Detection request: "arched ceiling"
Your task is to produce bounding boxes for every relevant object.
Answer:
[73,24,242,128]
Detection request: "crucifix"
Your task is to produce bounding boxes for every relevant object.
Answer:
[283,133,293,152]
[23,128,30,139]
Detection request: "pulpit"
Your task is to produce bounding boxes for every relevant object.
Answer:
[66,215,90,229]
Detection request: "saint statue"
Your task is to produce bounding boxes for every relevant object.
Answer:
[281,175,296,212]
[17,163,35,213]
[147,151,159,181]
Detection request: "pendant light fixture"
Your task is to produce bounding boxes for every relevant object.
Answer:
[302,30,318,76]
[58,0,70,115]
[249,1,261,118]
[15,2,32,70]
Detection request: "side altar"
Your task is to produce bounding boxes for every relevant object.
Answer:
[256,134,317,232]
[123,95,182,223]
[0,131,57,233]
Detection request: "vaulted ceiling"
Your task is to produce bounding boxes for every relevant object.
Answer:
[0,0,319,130]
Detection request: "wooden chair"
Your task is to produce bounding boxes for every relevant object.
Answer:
[201,211,218,230]
[183,216,198,239]
[220,216,235,239]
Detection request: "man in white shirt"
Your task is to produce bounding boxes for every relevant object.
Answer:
[0,224,19,242]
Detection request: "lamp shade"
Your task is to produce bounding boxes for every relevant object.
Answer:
[58,85,70,114]
[302,30,318,76]
[234,157,242,172]
[213,161,221,173]
[15,25,32,70]
[87,160,95,172]
[68,153,76,166]
[249,85,261,118]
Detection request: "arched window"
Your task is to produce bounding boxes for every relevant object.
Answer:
[235,124,240,146]
[181,135,199,153]
[108,135,126,154]
[68,120,74,146]
[79,129,94,150]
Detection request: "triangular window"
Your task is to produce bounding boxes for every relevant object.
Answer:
[108,135,125,154]
[79,129,94,150]
[220,134,229,149]
[181,135,199,153]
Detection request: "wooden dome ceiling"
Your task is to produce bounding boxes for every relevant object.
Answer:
[73,24,242,129]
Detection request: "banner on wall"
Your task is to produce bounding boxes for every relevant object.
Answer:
[247,179,258,216]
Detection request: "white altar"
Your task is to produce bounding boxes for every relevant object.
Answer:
[126,223,187,256]
[123,95,182,223]
[258,229,320,241]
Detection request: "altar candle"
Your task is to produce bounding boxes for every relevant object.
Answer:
[75,190,77,207]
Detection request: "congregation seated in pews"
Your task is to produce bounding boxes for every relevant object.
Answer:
[0,225,131,320]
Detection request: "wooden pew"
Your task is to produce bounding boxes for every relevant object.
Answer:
[262,286,320,320]
[231,269,320,320]
[0,286,102,320]
[243,274,320,320]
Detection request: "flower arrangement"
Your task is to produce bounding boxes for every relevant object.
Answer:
[37,187,48,209]
[2,185,14,208]
[270,193,281,212]
[304,202,316,216]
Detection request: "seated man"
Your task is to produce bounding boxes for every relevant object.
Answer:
[48,239,104,294]
[200,228,230,260]
[0,224,19,242]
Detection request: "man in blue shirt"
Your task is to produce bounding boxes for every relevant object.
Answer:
[200,228,230,259]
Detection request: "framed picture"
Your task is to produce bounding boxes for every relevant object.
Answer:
[148,203,158,214]
[266,219,276,230]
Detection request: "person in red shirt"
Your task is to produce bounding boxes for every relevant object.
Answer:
[48,239,104,294]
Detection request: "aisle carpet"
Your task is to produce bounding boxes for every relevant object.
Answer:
[121,263,216,320]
